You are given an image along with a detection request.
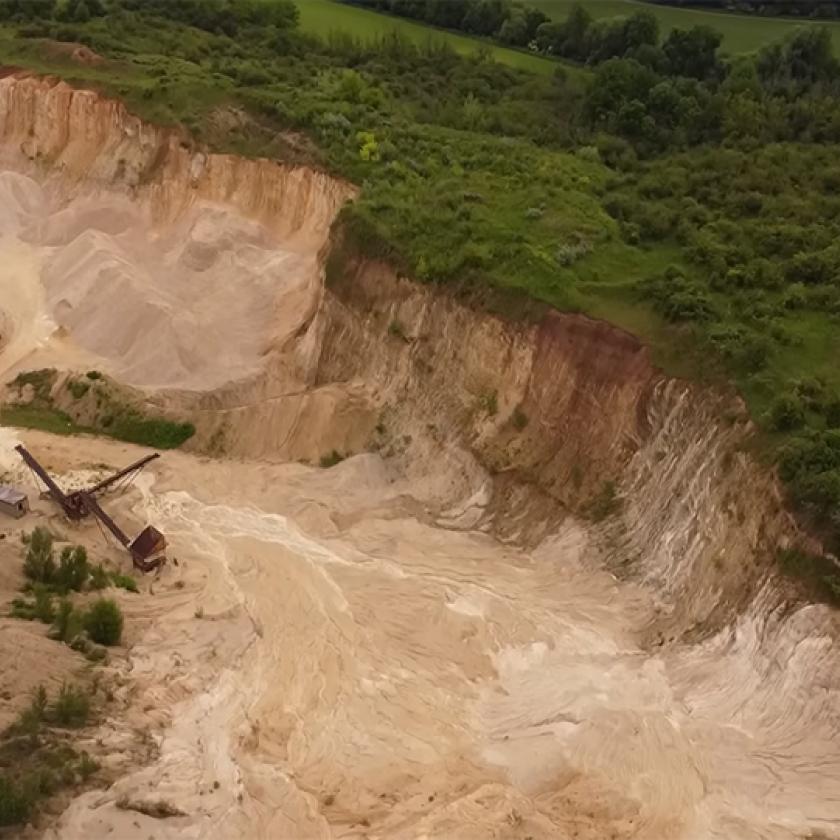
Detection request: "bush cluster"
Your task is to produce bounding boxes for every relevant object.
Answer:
[12,530,129,648]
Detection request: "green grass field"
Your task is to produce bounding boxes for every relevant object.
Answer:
[531,0,840,54]
[294,0,562,75]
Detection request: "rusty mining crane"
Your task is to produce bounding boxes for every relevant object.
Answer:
[14,445,166,572]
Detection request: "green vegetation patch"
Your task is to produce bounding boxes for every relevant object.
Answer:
[83,599,124,646]
[319,449,346,468]
[778,547,840,606]
[586,480,623,521]
[11,528,127,652]
[4,371,194,449]
[0,684,98,827]
[0,405,86,436]
[104,412,195,449]
[9,369,57,401]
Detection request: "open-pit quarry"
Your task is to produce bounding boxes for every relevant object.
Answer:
[0,73,839,840]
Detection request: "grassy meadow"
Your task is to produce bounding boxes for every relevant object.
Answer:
[294,0,561,74]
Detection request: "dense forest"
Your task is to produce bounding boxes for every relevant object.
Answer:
[652,1,840,18]
[0,0,838,570]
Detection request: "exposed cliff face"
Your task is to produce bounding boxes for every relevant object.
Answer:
[0,73,354,244]
[314,254,801,639]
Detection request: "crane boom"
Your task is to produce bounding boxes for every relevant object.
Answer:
[85,453,160,496]
[81,492,131,548]
[15,444,71,510]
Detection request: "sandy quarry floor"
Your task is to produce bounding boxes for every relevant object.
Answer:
[1,166,840,840]
[0,427,835,840]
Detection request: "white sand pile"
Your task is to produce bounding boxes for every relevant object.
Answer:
[0,176,60,376]
[0,171,320,391]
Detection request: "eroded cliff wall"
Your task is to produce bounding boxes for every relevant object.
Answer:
[0,71,806,639]
[0,72,354,244]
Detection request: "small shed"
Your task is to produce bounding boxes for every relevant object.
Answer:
[0,485,28,519]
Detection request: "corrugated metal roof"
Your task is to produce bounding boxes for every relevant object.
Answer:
[0,485,26,505]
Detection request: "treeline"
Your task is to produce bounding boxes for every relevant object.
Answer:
[0,0,103,22]
[650,0,840,18]
[340,0,550,47]
[115,0,298,32]
[340,0,715,74]
[0,0,299,33]
[585,25,840,151]
[535,5,718,70]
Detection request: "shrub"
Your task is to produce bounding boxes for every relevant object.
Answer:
[9,598,35,620]
[8,686,47,738]
[769,393,807,432]
[0,777,33,826]
[797,470,840,515]
[512,407,529,431]
[23,527,55,585]
[77,753,99,780]
[51,599,84,643]
[88,564,109,590]
[50,684,90,728]
[387,320,407,341]
[782,283,808,309]
[785,250,834,286]
[587,480,623,521]
[55,546,89,593]
[743,257,783,290]
[319,450,344,468]
[11,586,58,624]
[707,326,770,373]
[635,203,675,240]
[554,238,592,267]
[83,599,123,646]
[85,370,102,380]
[33,587,55,624]
[575,145,601,163]
[478,391,498,416]
[793,378,828,412]
[642,273,717,322]
[110,573,138,593]
[825,398,840,429]
[778,547,840,606]
[66,379,90,400]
